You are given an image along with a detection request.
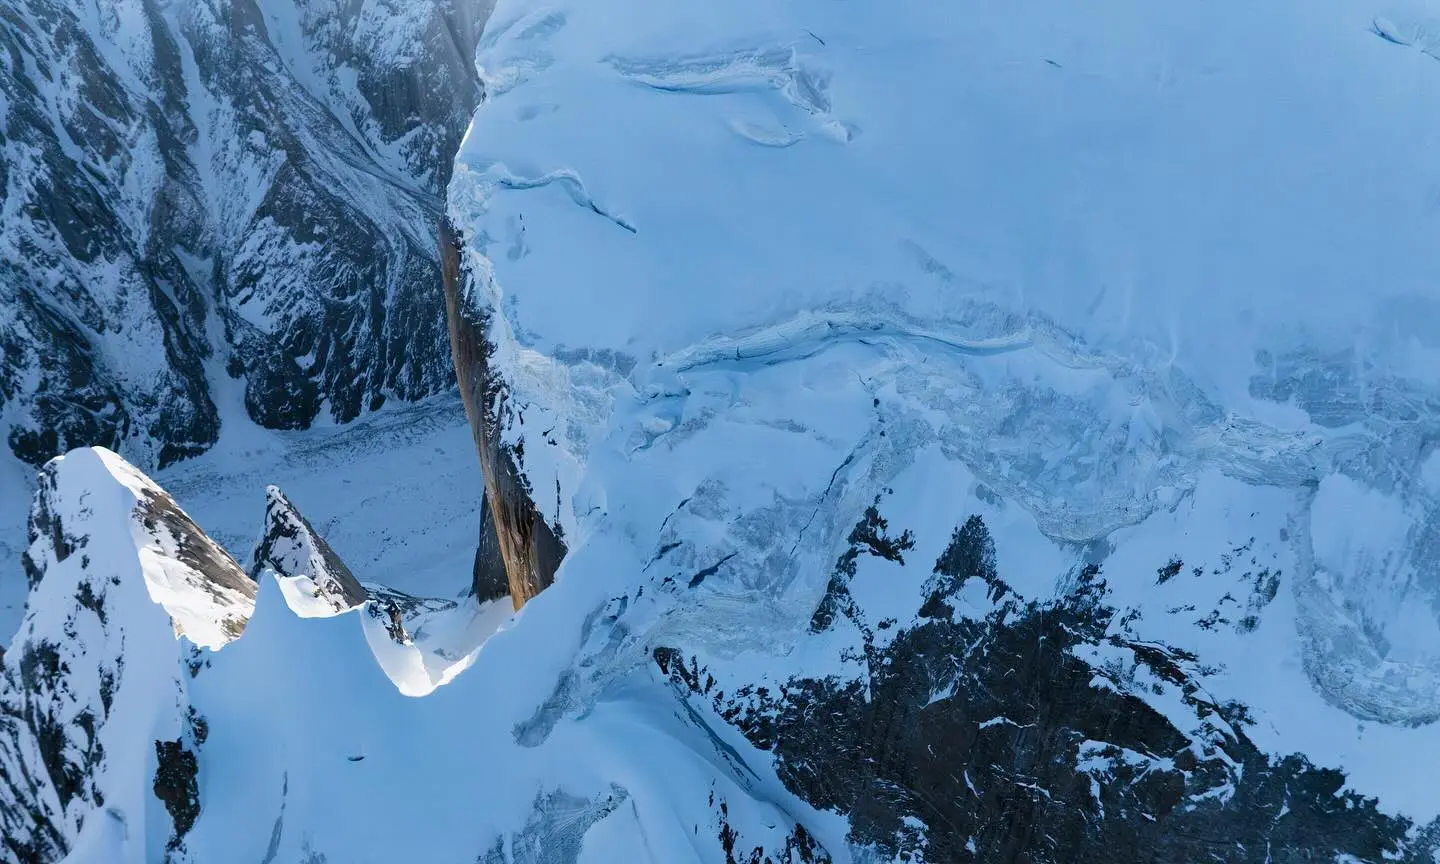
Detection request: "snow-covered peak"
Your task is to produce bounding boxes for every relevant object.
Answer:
[253,486,367,618]
[1,448,227,861]
[25,448,256,651]
[247,481,511,696]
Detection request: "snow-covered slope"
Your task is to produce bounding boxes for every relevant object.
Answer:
[0,447,250,863]
[251,475,511,696]
[438,0,1440,856]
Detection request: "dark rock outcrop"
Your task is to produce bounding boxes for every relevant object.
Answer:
[252,486,367,615]
[659,512,1440,863]
[472,493,510,604]
[361,584,458,648]
[153,738,200,852]
[1,0,494,472]
[440,220,564,609]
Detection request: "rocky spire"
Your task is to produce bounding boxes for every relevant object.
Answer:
[252,487,368,618]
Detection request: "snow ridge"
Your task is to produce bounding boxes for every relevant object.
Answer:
[0,447,245,863]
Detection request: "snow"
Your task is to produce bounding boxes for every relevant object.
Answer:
[72,448,255,651]
[358,587,513,697]
[6,0,1440,858]
[454,0,1440,397]
[445,0,1440,835]
[3,448,212,862]
[274,574,351,618]
[156,396,481,597]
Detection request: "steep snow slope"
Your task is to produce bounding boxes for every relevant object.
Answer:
[0,393,480,642]
[251,474,511,696]
[0,448,251,862]
[449,0,1440,730]
[0,446,522,862]
[1,448,824,864]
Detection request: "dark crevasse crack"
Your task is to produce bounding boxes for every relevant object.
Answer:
[689,553,739,588]
[643,541,684,573]
[260,773,288,864]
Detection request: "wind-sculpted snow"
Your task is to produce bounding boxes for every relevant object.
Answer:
[247,469,511,696]
[358,582,512,697]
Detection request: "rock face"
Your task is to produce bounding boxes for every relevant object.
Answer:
[657,511,1440,863]
[252,486,367,617]
[440,221,563,609]
[0,447,240,863]
[0,0,494,471]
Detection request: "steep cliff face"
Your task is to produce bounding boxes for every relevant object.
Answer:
[0,0,493,472]
[440,221,562,609]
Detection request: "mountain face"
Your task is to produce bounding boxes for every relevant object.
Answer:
[0,447,513,862]
[0,447,249,863]
[440,221,562,608]
[8,0,1440,860]
[439,0,1440,858]
[0,0,492,472]
[251,482,505,696]
[252,485,366,616]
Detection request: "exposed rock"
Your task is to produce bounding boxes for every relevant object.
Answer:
[252,486,367,617]
[659,513,1440,863]
[153,739,200,852]
[440,220,564,609]
[0,0,495,472]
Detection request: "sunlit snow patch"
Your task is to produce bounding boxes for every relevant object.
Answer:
[360,585,514,697]
[69,447,256,649]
